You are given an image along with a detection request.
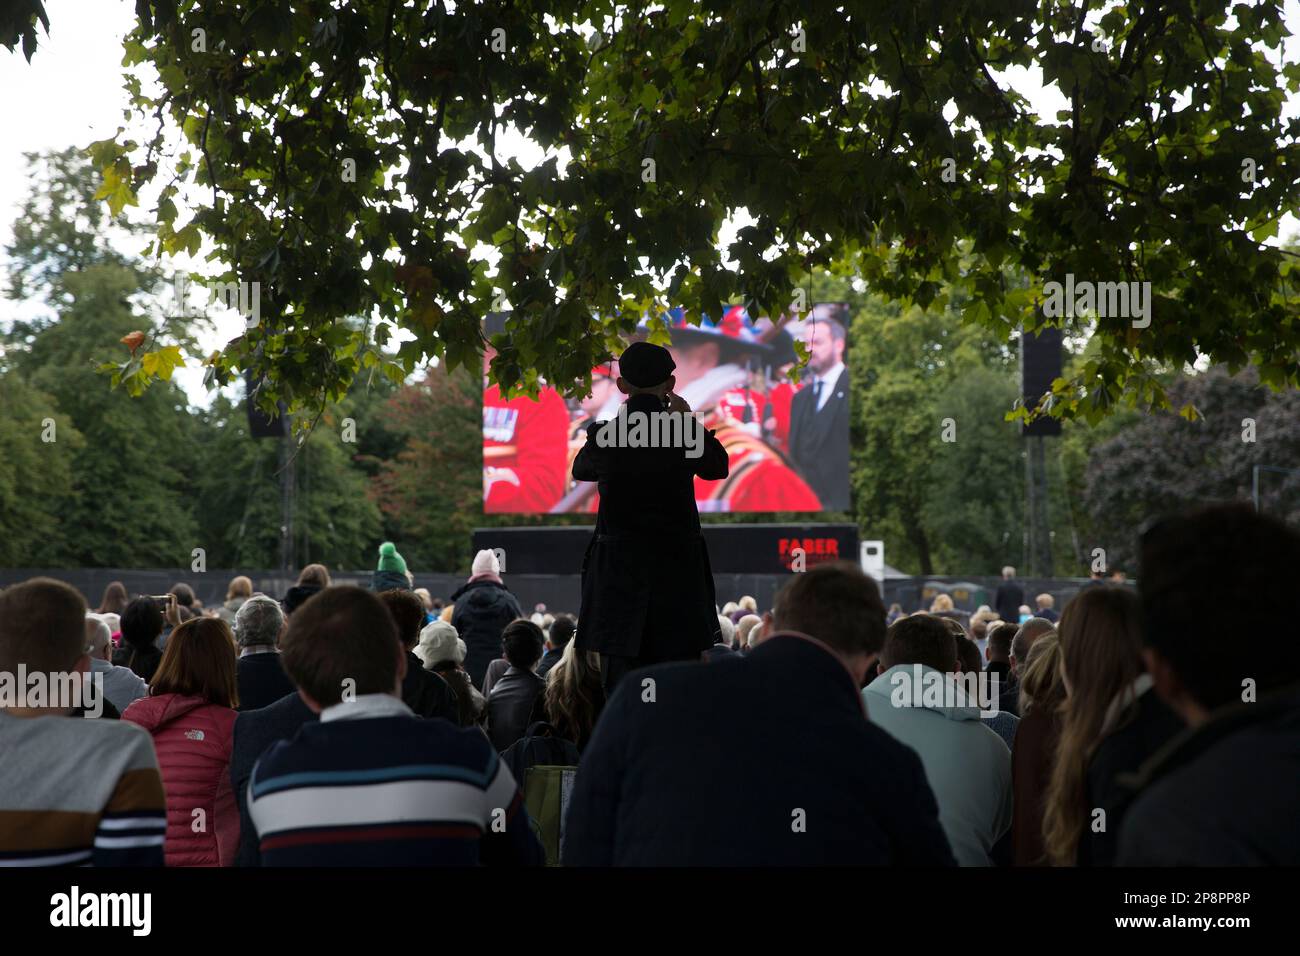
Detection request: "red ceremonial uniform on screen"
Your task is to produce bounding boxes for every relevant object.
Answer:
[715,386,764,429]
[693,413,821,512]
[483,384,570,513]
[764,381,799,452]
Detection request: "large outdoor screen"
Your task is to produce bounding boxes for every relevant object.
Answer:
[482,304,852,514]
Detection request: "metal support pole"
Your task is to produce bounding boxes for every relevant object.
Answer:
[279,436,296,572]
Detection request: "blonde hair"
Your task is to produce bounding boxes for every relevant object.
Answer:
[930,593,954,613]
[1017,631,1064,716]
[736,614,763,648]
[226,576,253,601]
[1042,587,1145,866]
[439,603,454,623]
[542,638,603,744]
[738,595,758,614]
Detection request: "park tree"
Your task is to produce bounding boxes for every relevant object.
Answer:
[76,0,1299,427]
[1081,366,1300,571]
[2,149,200,567]
[0,0,47,62]
[191,392,383,570]
[369,364,486,573]
[0,375,81,566]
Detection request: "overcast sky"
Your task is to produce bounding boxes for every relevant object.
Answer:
[2,0,1297,406]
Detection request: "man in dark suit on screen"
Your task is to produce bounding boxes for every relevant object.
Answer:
[788,309,850,510]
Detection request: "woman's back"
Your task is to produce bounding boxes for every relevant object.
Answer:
[122,693,238,866]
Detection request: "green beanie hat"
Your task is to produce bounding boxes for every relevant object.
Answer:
[377,541,408,574]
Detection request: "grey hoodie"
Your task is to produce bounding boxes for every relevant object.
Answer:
[864,664,1013,866]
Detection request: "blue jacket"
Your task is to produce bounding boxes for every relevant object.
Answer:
[230,691,316,866]
[563,633,956,866]
[236,651,297,712]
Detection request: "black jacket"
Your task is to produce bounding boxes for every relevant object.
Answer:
[536,647,564,680]
[986,661,1020,718]
[430,663,481,727]
[451,579,523,688]
[113,642,162,683]
[563,633,957,866]
[401,651,460,723]
[572,393,728,662]
[230,691,317,866]
[1117,684,1300,865]
[486,666,547,753]
[787,370,850,510]
[1080,685,1183,866]
[236,651,297,712]
[994,581,1024,624]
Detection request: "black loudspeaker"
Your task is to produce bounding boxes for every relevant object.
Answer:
[1021,326,1063,437]
[245,373,289,439]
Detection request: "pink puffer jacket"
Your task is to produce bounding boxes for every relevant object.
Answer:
[122,693,238,866]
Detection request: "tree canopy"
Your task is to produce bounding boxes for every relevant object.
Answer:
[75,0,1300,423]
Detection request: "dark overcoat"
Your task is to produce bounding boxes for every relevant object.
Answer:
[451,579,524,688]
[573,393,728,662]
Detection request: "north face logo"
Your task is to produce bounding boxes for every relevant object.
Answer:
[184,729,205,741]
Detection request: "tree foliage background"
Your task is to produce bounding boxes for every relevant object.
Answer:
[73,0,1300,429]
[5,1,1300,578]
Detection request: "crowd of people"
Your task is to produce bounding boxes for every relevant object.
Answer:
[1,502,1297,867]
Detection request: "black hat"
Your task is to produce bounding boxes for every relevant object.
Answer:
[618,341,676,388]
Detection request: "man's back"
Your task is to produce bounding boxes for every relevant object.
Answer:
[236,652,297,712]
[231,691,317,866]
[1118,688,1300,865]
[248,712,543,866]
[486,667,546,752]
[563,635,955,866]
[994,581,1023,622]
[864,666,1012,866]
[573,394,727,539]
[0,711,167,866]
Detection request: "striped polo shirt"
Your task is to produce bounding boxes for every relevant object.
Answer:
[248,694,543,866]
[0,711,167,866]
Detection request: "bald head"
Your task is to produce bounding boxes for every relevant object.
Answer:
[1012,617,1056,673]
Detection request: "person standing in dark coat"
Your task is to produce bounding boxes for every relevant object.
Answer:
[378,589,459,724]
[451,550,524,689]
[563,562,956,866]
[1117,505,1300,865]
[572,341,729,694]
[993,566,1024,624]
[233,596,296,712]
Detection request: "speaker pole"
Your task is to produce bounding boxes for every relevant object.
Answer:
[1028,435,1053,576]
[279,434,296,573]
